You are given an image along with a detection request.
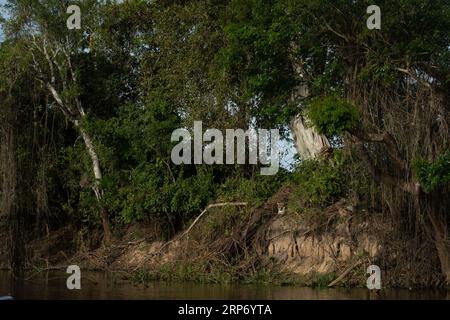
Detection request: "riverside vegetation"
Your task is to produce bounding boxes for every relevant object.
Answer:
[0,0,449,288]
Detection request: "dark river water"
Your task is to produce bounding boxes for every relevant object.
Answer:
[0,270,448,300]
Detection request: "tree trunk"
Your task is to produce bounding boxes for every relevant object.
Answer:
[290,114,331,160]
[1,122,25,278]
[288,80,331,160]
[434,229,450,285]
[75,120,111,245]
[429,201,450,285]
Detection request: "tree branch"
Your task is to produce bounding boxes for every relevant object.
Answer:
[144,202,249,262]
[396,67,432,89]
[351,130,407,171]
[351,135,420,195]
[46,83,75,121]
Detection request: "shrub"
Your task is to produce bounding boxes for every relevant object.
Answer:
[290,159,347,208]
[414,151,450,193]
[308,95,360,137]
[217,173,286,207]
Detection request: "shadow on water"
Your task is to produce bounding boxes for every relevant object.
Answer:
[0,270,448,300]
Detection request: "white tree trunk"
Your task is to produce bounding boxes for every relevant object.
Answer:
[290,114,331,160]
[40,40,112,245]
[75,120,102,184]
[289,81,331,160]
[74,119,111,245]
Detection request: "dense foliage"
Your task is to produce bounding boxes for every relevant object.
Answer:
[415,151,450,193]
[0,0,449,283]
[307,96,361,137]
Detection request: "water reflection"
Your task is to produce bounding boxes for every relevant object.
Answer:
[0,271,448,300]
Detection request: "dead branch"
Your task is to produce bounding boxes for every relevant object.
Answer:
[181,202,248,239]
[133,202,248,270]
[328,259,363,287]
[396,67,432,89]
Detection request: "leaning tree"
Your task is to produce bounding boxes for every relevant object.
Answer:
[2,0,132,244]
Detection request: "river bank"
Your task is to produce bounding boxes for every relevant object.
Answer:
[0,188,445,289]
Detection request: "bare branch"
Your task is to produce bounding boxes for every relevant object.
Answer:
[46,83,74,121]
[143,202,249,263]
[397,67,432,89]
[42,36,56,85]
